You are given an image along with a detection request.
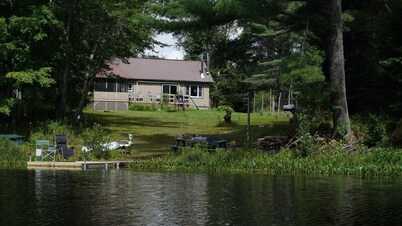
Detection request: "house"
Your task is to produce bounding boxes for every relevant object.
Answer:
[93,58,214,110]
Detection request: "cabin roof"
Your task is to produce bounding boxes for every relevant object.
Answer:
[99,58,214,83]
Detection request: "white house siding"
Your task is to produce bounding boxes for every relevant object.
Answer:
[93,92,129,110]
[93,81,211,110]
[94,92,129,101]
[137,82,164,95]
[177,84,210,109]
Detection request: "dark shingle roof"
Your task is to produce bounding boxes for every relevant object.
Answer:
[103,58,214,83]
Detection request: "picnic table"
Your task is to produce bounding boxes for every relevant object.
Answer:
[171,136,227,152]
[0,134,24,145]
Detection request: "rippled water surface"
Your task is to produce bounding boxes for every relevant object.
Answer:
[0,168,401,225]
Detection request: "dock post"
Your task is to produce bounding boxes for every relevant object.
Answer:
[105,161,108,170]
[83,151,87,171]
[116,162,120,169]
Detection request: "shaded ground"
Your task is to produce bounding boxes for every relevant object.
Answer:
[84,109,295,152]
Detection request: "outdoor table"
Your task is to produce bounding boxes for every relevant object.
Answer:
[0,134,24,145]
[172,137,227,152]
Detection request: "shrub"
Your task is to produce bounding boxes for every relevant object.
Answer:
[160,103,178,112]
[363,115,389,147]
[129,103,159,111]
[30,120,74,141]
[293,114,321,157]
[217,105,234,113]
[81,123,110,160]
[366,148,401,165]
[0,139,26,166]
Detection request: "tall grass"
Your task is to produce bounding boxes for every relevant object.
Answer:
[0,139,27,167]
[130,147,402,176]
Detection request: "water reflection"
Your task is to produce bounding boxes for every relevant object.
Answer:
[0,169,401,225]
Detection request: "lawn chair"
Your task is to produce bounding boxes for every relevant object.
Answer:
[55,135,75,161]
[35,140,56,161]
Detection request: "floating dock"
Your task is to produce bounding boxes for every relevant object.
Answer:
[27,161,130,170]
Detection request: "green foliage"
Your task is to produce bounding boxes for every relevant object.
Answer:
[351,114,390,147]
[366,148,401,165]
[0,0,154,124]
[293,115,320,157]
[217,105,234,114]
[6,67,55,87]
[160,103,180,112]
[30,120,74,141]
[81,123,110,160]
[363,115,389,147]
[129,103,159,112]
[130,147,402,176]
[0,139,26,166]
[0,98,16,115]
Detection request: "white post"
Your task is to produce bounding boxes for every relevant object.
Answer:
[261,92,264,113]
[277,92,282,113]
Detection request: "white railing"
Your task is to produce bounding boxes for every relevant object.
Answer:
[94,91,196,109]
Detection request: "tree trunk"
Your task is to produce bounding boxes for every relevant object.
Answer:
[73,74,96,124]
[57,0,77,120]
[73,42,99,124]
[328,0,352,140]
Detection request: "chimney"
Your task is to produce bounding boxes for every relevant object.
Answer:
[200,61,205,78]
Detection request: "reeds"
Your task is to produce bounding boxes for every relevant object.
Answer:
[129,147,402,176]
[0,139,26,167]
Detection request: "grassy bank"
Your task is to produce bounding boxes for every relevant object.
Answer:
[84,109,293,152]
[0,139,27,168]
[130,147,402,176]
[2,109,401,176]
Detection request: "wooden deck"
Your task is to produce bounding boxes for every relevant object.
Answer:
[27,161,130,170]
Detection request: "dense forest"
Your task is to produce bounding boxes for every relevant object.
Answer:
[1,0,401,144]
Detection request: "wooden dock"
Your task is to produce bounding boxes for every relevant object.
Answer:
[27,161,130,170]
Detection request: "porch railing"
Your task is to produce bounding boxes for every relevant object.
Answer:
[94,91,196,109]
[129,93,192,109]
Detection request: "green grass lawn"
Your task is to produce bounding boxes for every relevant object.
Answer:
[84,109,295,153]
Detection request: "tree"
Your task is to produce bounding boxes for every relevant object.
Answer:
[0,0,155,127]
[68,0,154,123]
[328,0,351,139]
[0,2,59,127]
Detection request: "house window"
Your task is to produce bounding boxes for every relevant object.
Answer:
[162,84,178,94]
[106,79,116,92]
[185,85,203,98]
[128,83,134,92]
[95,80,107,91]
[117,83,127,92]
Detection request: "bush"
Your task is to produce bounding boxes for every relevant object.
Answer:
[30,120,75,141]
[81,123,110,160]
[292,114,321,157]
[160,103,179,112]
[363,115,389,147]
[366,148,401,165]
[129,103,159,111]
[217,105,234,114]
[0,139,26,166]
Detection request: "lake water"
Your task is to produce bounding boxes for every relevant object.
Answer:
[0,168,401,225]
